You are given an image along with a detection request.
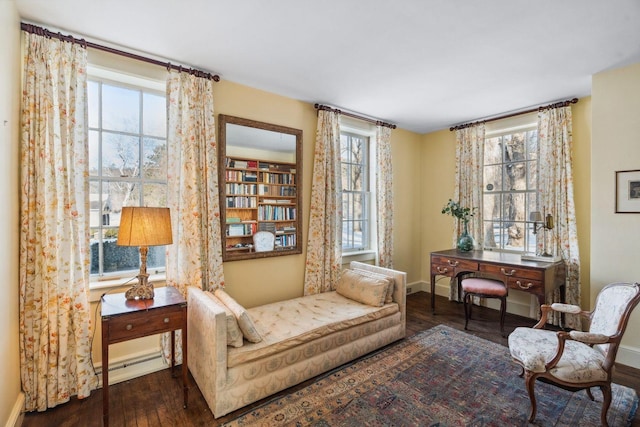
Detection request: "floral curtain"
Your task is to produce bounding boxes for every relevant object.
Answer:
[450,124,485,300]
[303,110,342,295]
[19,32,94,411]
[163,71,225,361]
[537,106,581,329]
[375,125,394,268]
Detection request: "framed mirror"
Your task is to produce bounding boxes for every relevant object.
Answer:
[218,114,303,261]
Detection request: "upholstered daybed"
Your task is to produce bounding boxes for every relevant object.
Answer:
[187,261,407,418]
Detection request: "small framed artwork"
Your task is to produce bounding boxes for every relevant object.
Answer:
[615,170,640,213]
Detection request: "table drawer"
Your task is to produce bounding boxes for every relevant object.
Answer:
[431,256,478,277]
[107,307,185,342]
[507,277,543,293]
[480,264,543,281]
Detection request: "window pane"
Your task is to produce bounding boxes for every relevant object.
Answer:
[102,84,140,133]
[483,193,500,220]
[526,130,538,160]
[143,137,167,179]
[102,132,140,177]
[143,183,167,207]
[484,221,500,248]
[484,136,503,165]
[484,165,502,192]
[527,160,538,190]
[105,180,141,217]
[143,92,166,138]
[505,162,526,190]
[89,130,99,176]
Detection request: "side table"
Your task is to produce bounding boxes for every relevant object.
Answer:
[101,286,188,426]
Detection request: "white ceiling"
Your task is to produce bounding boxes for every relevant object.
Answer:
[15,0,640,134]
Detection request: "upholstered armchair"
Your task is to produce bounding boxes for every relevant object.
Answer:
[253,231,275,252]
[508,282,640,427]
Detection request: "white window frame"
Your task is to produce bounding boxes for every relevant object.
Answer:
[87,65,167,288]
[340,121,377,261]
[482,118,538,254]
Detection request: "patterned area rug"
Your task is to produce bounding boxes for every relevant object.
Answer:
[224,325,638,426]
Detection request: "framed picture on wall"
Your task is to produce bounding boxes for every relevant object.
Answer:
[615,170,640,213]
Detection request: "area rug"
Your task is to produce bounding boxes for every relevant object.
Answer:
[224,325,638,426]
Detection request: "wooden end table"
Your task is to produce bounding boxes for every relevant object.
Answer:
[101,286,188,426]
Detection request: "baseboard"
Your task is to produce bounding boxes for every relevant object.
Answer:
[616,345,640,370]
[5,392,24,427]
[95,349,166,387]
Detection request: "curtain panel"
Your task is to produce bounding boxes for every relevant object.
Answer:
[375,125,394,269]
[19,32,94,411]
[163,72,224,361]
[537,106,581,329]
[304,110,342,295]
[450,124,485,300]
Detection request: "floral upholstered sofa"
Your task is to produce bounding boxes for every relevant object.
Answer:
[187,261,407,418]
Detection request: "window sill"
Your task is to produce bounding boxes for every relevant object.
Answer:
[342,250,376,264]
[89,273,167,303]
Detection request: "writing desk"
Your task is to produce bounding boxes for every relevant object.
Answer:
[430,249,565,314]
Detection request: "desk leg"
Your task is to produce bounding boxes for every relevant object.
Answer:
[170,330,176,377]
[430,274,436,313]
[102,318,109,427]
[182,312,188,409]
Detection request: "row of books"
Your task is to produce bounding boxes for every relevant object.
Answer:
[225,183,297,197]
[275,234,296,248]
[227,222,257,237]
[260,172,295,185]
[226,196,257,208]
[258,206,296,221]
[226,170,258,182]
[259,185,296,197]
[227,159,258,169]
[226,183,257,195]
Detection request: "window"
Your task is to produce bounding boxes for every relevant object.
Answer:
[482,126,538,253]
[340,131,371,252]
[88,73,167,278]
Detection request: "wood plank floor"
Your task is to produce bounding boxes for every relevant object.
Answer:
[21,292,640,426]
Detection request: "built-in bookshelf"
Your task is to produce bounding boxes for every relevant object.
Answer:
[223,156,298,255]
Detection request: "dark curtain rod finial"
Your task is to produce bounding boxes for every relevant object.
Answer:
[449,97,579,131]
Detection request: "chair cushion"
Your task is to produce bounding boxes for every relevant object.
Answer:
[461,278,507,296]
[508,327,607,383]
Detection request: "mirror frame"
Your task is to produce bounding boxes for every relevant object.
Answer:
[218,114,303,261]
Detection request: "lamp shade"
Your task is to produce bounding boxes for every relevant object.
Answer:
[117,207,173,247]
[529,211,543,222]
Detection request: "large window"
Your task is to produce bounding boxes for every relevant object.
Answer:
[340,131,371,252]
[88,75,167,278]
[482,127,538,253]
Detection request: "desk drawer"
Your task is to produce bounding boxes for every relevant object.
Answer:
[507,277,543,294]
[431,256,478,277]
[107,307,184,342]
[480,264,543,281]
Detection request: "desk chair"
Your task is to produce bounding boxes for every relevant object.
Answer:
[461,277,508,336]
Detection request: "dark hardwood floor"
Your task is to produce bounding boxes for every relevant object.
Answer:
[22,292,640,426]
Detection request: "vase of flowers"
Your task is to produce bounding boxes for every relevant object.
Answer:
[441,199,475,252]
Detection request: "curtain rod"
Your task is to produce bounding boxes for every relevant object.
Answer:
[21,22,221,81]
[449,97,578,132]
[314,104,397,129]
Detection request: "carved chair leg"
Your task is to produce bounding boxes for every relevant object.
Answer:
[586,387,595,401]
[524,371,538,422]
[463,292,471,330]
[518,366,524,378]
[499,295,507,337]
[600,384,612,427]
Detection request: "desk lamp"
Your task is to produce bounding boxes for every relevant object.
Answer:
[117,207,172,300]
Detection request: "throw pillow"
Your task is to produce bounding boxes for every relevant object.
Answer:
[205,291,244,347]
[352,267,395,303]
[214,288,262,343]
[335,269,389,307]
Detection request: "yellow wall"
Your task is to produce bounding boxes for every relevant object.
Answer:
[591,62,640,361]
[0,0,24,425]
